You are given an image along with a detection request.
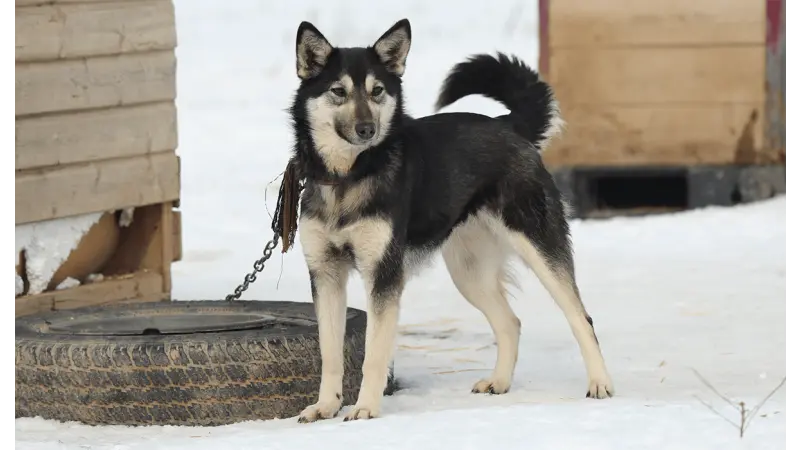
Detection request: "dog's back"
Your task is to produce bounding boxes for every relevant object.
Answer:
[396,54,570,257]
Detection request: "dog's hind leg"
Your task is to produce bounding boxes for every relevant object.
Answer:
[503,205,614,399]
[442,214,520,395]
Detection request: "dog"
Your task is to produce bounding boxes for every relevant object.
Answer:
[289,18,614,423]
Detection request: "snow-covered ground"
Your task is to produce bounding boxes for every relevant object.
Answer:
[14,1,787,449]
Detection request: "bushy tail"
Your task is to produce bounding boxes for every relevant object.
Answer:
[435,52,564,151]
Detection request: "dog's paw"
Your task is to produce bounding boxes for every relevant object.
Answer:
[586,377,614,399]
[471,377,511,395]
[297,400,343,423]
[342,405,379,422]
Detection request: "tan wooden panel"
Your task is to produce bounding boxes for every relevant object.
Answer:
[17,1,146,5]
[15,102,177,170]
[543,103,764,167]
[549,47,765,105]
[16,152,180,224]
[549,0,765,47]
[15,271,165,317]
[15,50,176,116]
[15,0,176,62]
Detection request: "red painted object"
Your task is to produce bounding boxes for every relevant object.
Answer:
[766,0,783,50]
[538,0,549,78]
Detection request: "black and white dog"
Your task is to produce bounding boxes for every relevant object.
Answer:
[290,18,614,422]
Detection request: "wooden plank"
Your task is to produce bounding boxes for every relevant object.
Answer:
[543,103,764,167]
[15,50,176,116]
[15,0,176,62]
[17,1,147,6]
[15,271,165,317]
[15,102,177,170]
[15,152,180,224]
[104,204,165,275]
[549,47,765,105]
[160,202,173,293]
[549,0,765,47]
[172,209,182,262]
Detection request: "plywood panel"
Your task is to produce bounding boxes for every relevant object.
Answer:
[543,103,764,167]
[16,152,180,224]
[549,0,765,47]
[15,0,176,62]
[15,102,177,170]
[15,50,176,116]
[549,46,765,105]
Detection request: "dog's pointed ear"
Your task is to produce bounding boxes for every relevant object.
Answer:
[372,19,411,77]
[296,21,333,80]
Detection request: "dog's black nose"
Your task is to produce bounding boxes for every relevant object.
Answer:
[355,122,376,140]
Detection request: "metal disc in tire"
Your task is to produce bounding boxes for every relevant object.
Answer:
[15,301,378,426]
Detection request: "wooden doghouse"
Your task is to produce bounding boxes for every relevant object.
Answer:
[15,0,181,317]
[539,0,786,217]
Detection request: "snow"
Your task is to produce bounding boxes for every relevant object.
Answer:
[15,211,103,295]
[14,0,786,449]
[54,277,80,291]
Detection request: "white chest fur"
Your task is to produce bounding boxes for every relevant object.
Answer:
[299,186,394,274]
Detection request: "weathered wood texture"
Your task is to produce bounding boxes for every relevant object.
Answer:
[553,104,763,166]
[16,102,178,170]
[17,1,151,5]
[15,0,176,62]
[16,153,181,225]
[14,0,180,310]
[15,0,180,216]
[16,50,176,116]
[15,271,166,317]
[541,0,774,168]
[548,0,765,47]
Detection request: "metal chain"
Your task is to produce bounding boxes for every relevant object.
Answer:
[225,232,281,301]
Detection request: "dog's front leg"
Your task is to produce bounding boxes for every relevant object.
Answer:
[344,229,404,421]
[298,220,350,423]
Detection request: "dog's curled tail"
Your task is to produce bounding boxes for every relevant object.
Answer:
[434,52,564,151]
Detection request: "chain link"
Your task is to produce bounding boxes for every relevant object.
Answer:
[225,232,281,301]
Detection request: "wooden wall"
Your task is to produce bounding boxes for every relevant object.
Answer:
[15,0,181,316]
[15,0,180,224]
[540,0,781,168]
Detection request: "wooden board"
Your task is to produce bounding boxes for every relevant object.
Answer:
[15,271,165,317]
[15,102,177,170]
[15,50,176,116]
[549,46,766,105]
[17,1,148,5]
[549,0,765,47]
[15,0,176,62]
[172,210,182,262]
[15,152,180,224]
[103,203,174,291]
[544,103,764,167]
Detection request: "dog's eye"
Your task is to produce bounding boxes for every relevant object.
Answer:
[371,86,385,97]
[330,87,346,97]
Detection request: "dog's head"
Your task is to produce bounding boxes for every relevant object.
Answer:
[292,19,411,175]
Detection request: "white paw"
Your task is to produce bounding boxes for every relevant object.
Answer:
[471,377,512,395]
[297,399,343,423]
[342,404,379,421]
[586,376,615,399]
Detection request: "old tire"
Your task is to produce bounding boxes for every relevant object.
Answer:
[15,300,389,426]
